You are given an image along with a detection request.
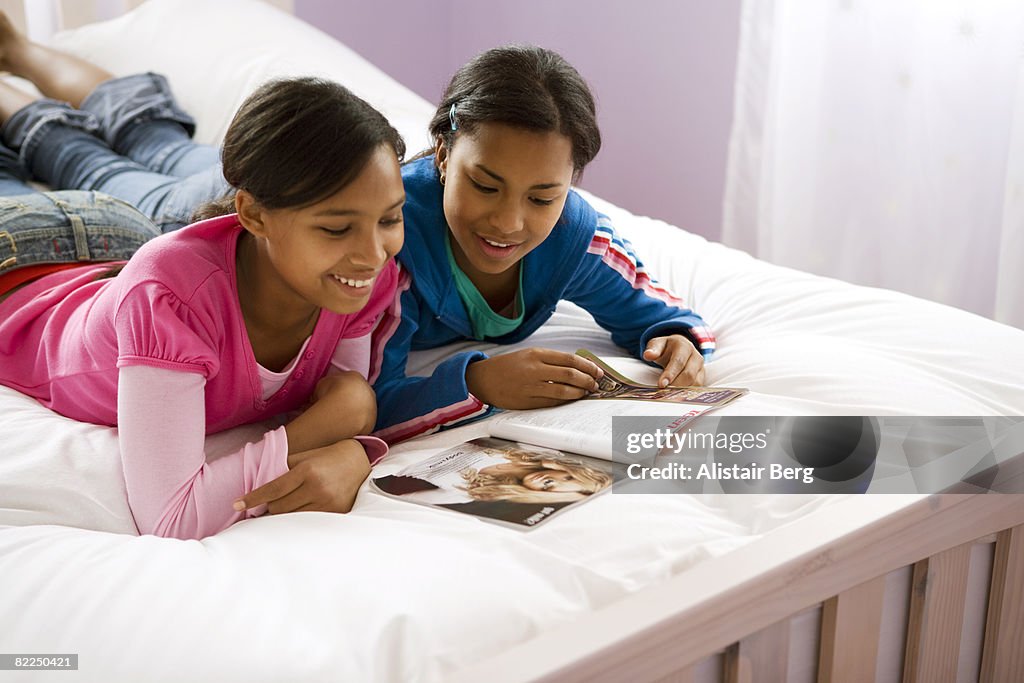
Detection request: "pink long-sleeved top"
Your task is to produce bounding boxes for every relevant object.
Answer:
[0,215,397,539]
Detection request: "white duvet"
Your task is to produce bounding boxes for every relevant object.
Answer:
[2,1,1023,681]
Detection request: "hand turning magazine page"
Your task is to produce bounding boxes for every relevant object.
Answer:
[483,350,748,460]
[577,349,747,406]
[370,351,750,528]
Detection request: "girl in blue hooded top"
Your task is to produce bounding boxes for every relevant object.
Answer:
[371,45,715,443]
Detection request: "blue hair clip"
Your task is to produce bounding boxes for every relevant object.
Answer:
[449,102,458,131]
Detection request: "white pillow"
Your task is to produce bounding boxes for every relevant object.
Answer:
[50,0,436,153]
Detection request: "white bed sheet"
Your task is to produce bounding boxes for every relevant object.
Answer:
[2,1,1023,681]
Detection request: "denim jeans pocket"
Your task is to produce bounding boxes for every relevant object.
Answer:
[0,191,159,273]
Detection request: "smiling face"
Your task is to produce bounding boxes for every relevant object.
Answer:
[237,144,405,319]
[435,122,575,291]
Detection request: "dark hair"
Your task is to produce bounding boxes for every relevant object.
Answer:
[427,45,601,178]
[193,77,405,221]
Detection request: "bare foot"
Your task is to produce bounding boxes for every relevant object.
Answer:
[0,11,111,107]
[0,11,29,75]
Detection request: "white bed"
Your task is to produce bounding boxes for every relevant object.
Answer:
[1,2,1023,682]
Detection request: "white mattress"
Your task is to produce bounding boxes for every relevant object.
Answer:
[2,1,1023,681]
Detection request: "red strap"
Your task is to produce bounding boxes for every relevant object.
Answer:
[0,262,92,298]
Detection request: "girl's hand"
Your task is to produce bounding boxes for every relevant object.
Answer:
[643,334,706,387]
[465,348,604,410]
[233,438,371,515]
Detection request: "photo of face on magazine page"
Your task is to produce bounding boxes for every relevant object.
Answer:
[371,438,619,529]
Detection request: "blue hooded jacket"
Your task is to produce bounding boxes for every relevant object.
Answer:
[370,157,715,443]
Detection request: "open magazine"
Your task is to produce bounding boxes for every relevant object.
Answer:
[371,437,620,529]
[370,351,749,529]
[480,350,747,459]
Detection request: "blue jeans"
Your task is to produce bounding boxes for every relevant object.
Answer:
[1,73,229,232]
[0,188,159,276]
[0,145,157,274]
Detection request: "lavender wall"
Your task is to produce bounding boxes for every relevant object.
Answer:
[295,0,741,241]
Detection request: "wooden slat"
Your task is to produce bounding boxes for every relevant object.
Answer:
[817,575,887,683]
[903,542,972,682]
[980,524,1024,682]
[723,643,740,683]
[723,620,790,683]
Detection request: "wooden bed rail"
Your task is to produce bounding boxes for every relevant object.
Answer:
[450,494,1024,683]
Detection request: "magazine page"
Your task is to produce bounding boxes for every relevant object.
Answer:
[487,400,717,461]
[576,349,748,407]
[369,437,620,529]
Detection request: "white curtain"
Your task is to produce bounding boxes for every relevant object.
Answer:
[723,0,1024,329]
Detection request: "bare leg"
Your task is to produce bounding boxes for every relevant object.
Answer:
[0,78,36,122]
[0,12,112,108]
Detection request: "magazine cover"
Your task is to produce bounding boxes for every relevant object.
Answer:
[576,349,747,406]
[370,437,623,529]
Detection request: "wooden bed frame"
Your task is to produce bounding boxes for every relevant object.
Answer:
[451,494,1024,682]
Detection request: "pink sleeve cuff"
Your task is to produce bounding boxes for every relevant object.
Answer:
[243,425,292,519]
[353,435,389,465]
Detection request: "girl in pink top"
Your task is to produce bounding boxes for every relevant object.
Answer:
[0,76,408,540]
